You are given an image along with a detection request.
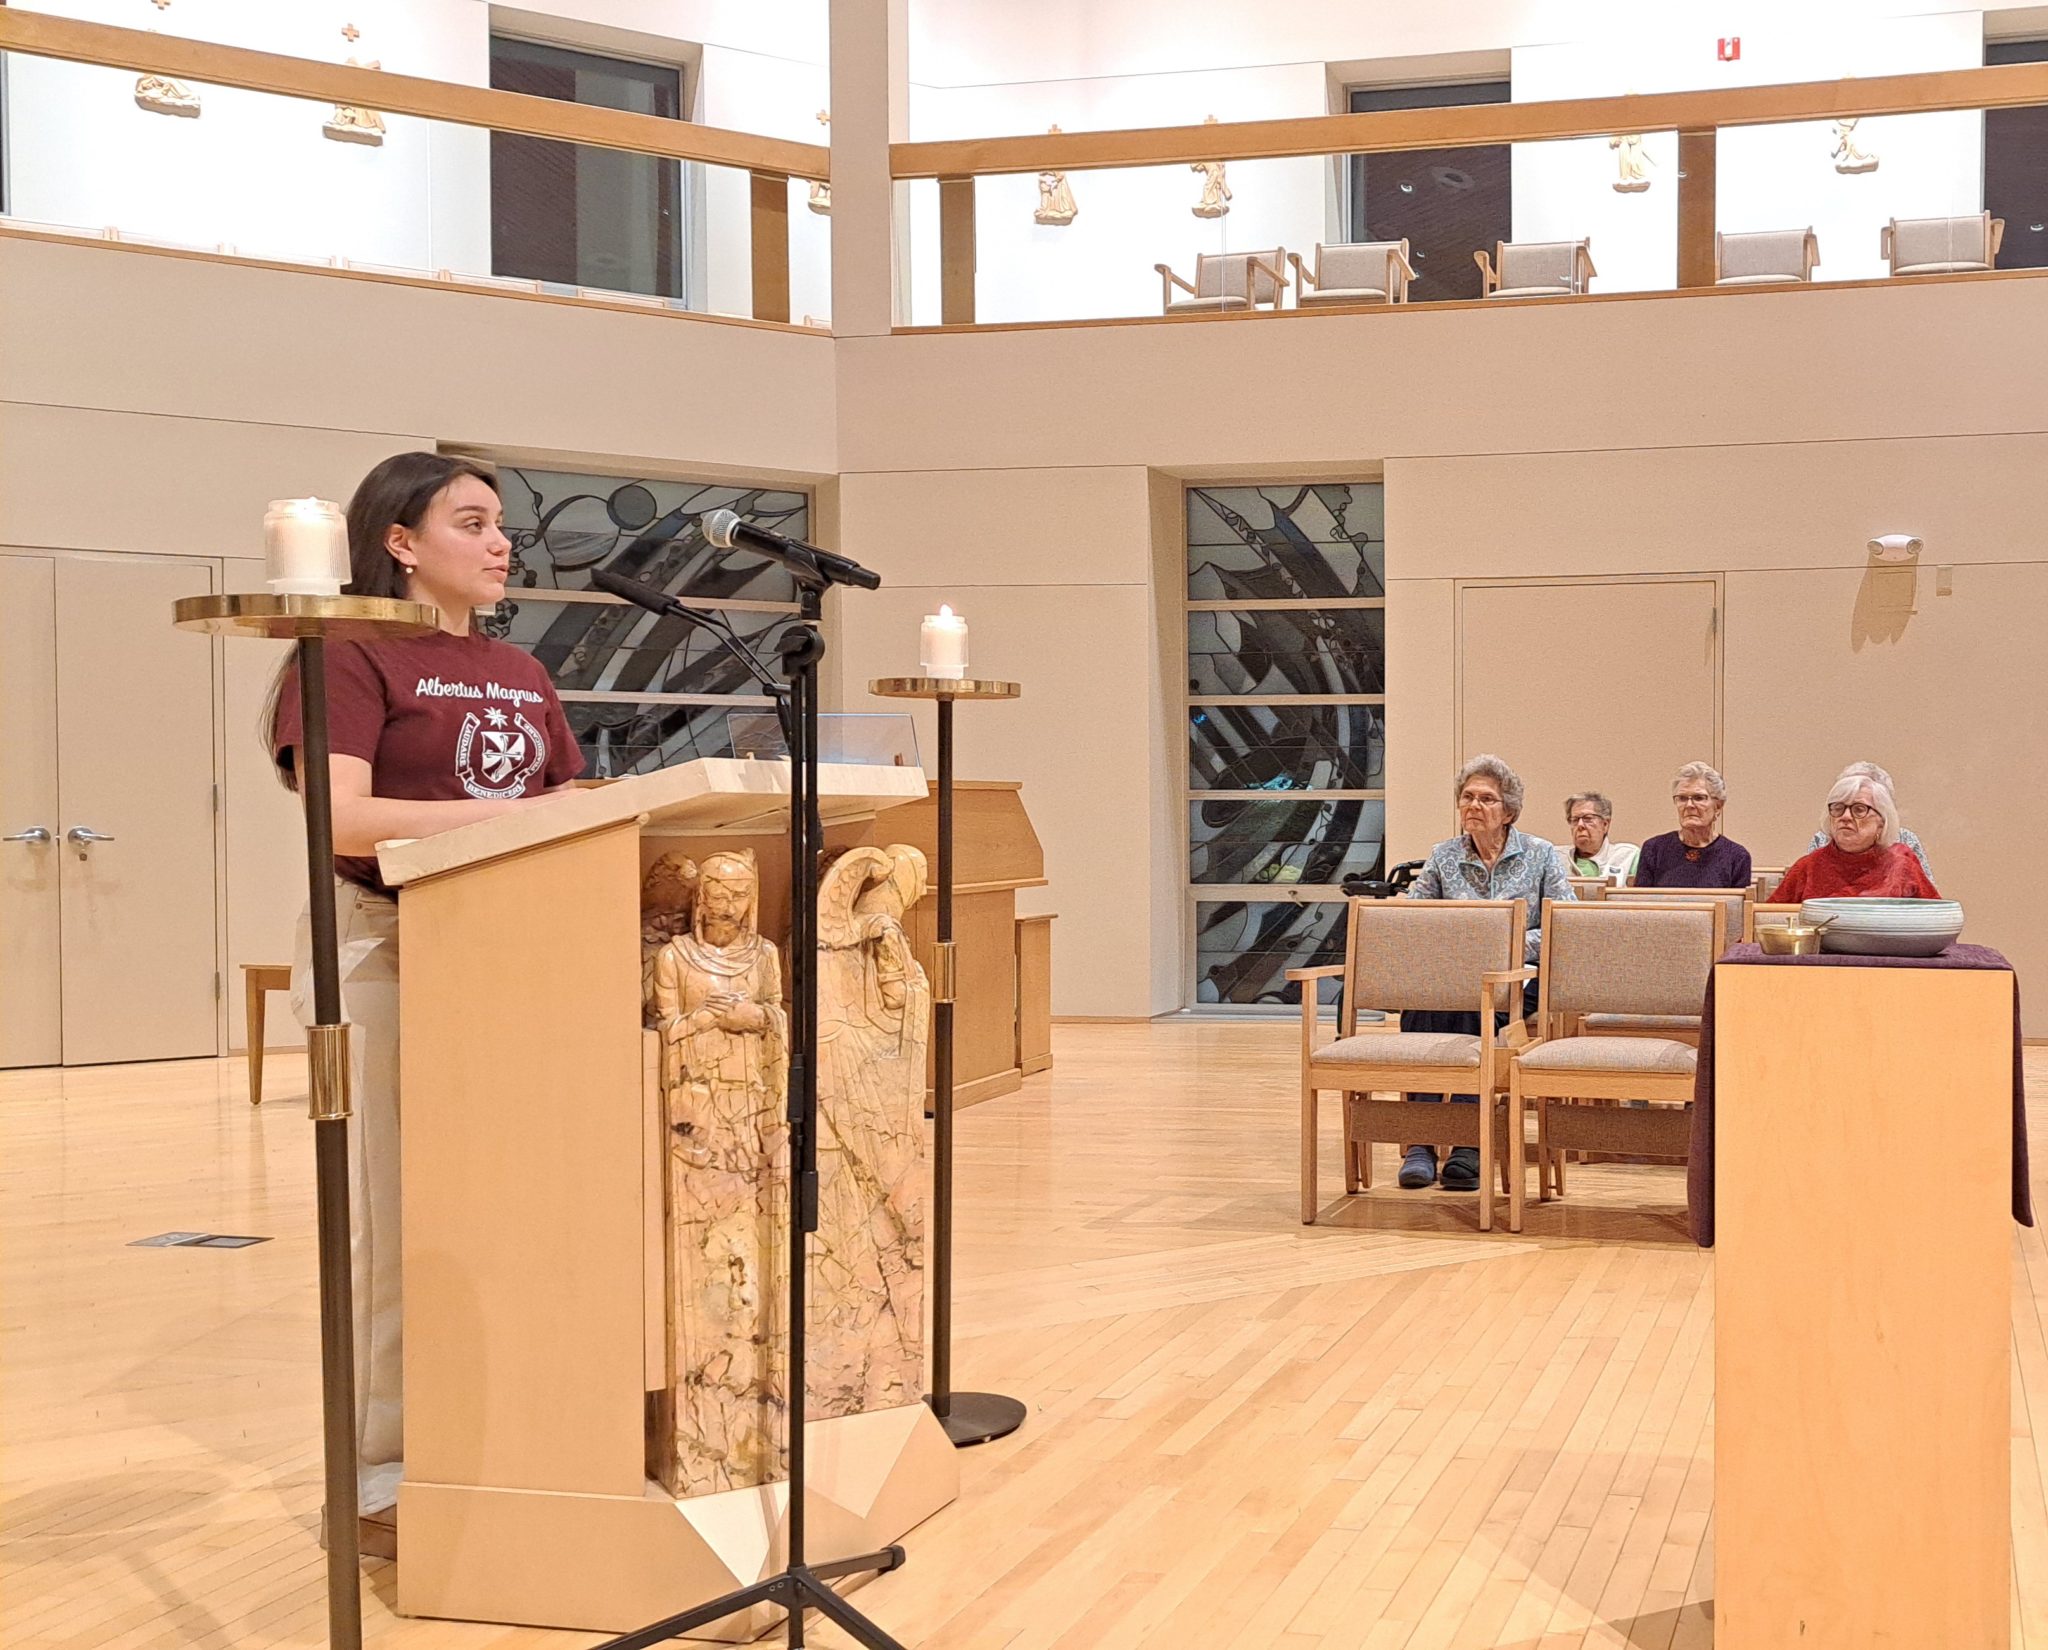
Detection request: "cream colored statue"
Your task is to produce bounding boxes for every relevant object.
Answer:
[810,846,931,1419]
[1831,117,1878,175]
[135,0,201,116]
[1610,132,1653,193]
[325,57,388,146]
[648,849,790,1496]
[1035,125,1078,226]
[810,110,832,215]
[1192,115,1232,219]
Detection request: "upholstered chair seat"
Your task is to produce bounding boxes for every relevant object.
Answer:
[1715,227,1819,286]
[1515,1036,1697,1075]
[1316,1031,1482,1067]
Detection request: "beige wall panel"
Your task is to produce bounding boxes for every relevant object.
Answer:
[1725,562,2048,1030]
[0,405,421,561]
[55,554,219,1065]
[220,558,307,1052]
[1390,434,2048,580]
[1383,575,1454,868]
[836,280,2048,474]
[837,466,1153,586]
[0,237,837,478]
[0,555,63,1068]
[1458,579,1720,859]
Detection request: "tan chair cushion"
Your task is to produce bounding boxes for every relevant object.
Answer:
[1296,287,1391,307]
[1894,260,1991,276]
[1316,1031,1480,1068]
[1583,1013,1701,1033]
[1167,295,1252,313]
[1517,1036,1697,1075]
[1486,285,1568,300]
[1716,273,1802,286]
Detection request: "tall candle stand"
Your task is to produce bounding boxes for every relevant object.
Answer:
[869,676,1027,1447]
[173,592,439,1650]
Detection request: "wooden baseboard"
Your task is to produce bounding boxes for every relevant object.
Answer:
[925,1067,1022,1114]
[1020,1052,1053,1076]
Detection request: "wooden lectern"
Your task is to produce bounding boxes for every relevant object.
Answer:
[375,759,960,1636]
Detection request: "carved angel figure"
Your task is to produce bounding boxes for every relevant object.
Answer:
[1610,132,1653,193]
[647,849,790,1495]
[1035,125,1078,225]
[1831,118,1878,175]
[808,845,931,1419]
[324,59,387,145]
[1192,114,1231,219]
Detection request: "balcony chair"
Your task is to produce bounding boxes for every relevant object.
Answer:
[1714,226,1820,286]
[1286,240,1415,308]
[1291,898,1529,1233]
[1154,248,1288,315]
[1475,238,1595,299]
[1881,213,2004,276]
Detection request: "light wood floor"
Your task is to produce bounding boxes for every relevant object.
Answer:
[5,1023,2048,1649]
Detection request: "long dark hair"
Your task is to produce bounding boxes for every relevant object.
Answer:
[265,452,502,787]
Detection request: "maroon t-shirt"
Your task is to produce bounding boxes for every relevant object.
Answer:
[273,630,584,892]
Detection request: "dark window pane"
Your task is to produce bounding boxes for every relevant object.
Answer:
[490,37,684,298]
[1346,82,1510,302]
[1190,798,1385,887]
[494,599,794,698]
[1188,484,1384,599]
[565,699,742,777]
[1189,704,1385,791]
[1986,40,2048,272]
[1188,607,1384,697]
[1195,900,1348,1005]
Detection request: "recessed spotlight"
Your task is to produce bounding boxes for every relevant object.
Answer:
[1398,180,1415,194]
[1413,249,1426,259]
[2031,221,2046,233]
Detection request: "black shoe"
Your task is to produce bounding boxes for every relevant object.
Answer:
[1440,1146,1481,1191]
[1398,1145,1438,1188]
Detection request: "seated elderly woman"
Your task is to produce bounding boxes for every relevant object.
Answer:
[1773,771,1941,904]
[1634,761,1753,889]
[1556,790,1638,883]
[1803,760,1934,880]
[1396,753,1574,1192]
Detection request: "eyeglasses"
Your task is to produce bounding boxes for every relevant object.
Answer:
[1567,813,1606,826]
[1826,802,1881,821]
[1457,792,1504,808]
[1673,793,1716,805]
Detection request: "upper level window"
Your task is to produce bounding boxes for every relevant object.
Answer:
[1986,39,2048,272]
[489,36,686,300]
[1347,81,1511,303]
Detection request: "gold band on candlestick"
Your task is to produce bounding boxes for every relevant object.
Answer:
[306,1022,353,1122]
[932,940,958,1004]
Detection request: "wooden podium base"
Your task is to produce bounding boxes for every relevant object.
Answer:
[398,1402,959,1638]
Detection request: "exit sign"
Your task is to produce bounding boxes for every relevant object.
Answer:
[1718,36,1742,61]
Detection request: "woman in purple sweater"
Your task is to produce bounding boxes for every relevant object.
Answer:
[1633,761,1752,889]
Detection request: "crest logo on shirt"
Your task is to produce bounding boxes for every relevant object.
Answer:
[455,707,547,799]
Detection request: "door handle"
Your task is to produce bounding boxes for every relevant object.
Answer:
[65,826,116,859]
[4,825,53,845]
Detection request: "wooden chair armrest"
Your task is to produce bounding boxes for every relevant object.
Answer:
[1577,243,1598,288]
[1803,228,1820,277]
[1481,966,1534,1022]
[1473,248,1496,293]
[1287,251,1316,291]
[1155,263,1197,297]
[1879,223,1894,260]
[1248,251,1289,305]
[1991,217,2005,257]
[1391,245,1418,280]
[1285,965,1345,982]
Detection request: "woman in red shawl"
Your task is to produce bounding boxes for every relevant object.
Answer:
[1772,773,1940,904]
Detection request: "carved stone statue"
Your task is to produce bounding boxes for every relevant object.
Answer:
[1831,117,1878,175]
[325,59,388,146]
[648,850,790,1496]
[1035,125,1078,226]
[1610,132,1653,193]
[134,75,202,117]
[810,846,931,1419]
[1192,115,1232,219]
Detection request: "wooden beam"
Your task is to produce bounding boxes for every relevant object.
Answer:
[0,9,828,178]
[939,177,976,327]
[749,171,791,324]
[1677,130,1718,289]
[892,61,2048,178]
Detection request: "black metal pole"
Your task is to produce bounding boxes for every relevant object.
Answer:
[298,637,363,1649]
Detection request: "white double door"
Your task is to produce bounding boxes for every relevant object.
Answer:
[1,552,222,1067]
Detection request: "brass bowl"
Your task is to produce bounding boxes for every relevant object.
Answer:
[1759,923,1825,956]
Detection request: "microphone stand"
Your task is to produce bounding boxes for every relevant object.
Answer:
[595,546,908,1650]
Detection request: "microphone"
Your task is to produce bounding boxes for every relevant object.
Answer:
[704,508,882,591]
[587,565,783,694]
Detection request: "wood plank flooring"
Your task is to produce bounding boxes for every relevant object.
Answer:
[3,1022,2045,1648]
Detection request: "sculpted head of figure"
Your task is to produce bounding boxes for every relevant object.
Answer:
[856,843,928,922]
[694,851,758,948]
[641,853,699,918]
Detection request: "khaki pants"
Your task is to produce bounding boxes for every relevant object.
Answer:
[292,879,402,1515]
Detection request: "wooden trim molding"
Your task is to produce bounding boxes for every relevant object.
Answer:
[0,9,829,178]
[892,61,2048,178]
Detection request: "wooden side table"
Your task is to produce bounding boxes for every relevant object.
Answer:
[241,962,294,1106]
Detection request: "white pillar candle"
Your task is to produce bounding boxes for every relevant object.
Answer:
[920,604,968,680]
[264,497,348,597]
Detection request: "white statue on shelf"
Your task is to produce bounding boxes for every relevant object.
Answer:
[810,845,932,1420]
[135,0,200,117]
[1035,125,1079,226]
[1192,115,1232,219]
[1610,132,1653,193]
[1831,117,1879,175]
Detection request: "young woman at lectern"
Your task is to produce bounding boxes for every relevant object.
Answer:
[268,452,582,1546]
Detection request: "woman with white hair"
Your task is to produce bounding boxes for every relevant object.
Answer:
[1771,771,1941,904]
[1395,754,1574,1192]
[1634,762,1752,889]
[1804,761,1934,879]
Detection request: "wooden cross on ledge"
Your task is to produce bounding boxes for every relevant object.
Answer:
[342,22,361,42]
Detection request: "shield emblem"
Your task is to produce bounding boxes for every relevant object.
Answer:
[480,729,527,784]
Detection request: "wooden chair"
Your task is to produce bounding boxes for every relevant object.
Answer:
[1154,248,1288,315]
[241,962,293,1106]
[1290,898,1528,1232]
[1287,240,1415,307]
[1605,884,1753,942]
[1752,867,1786,901]
[1882,213,2004,276]
[1715,226,1820,286]
[1475,238,1595,298]
[1566,876,1610,903]
[1504,900,1725,1231]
